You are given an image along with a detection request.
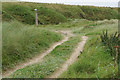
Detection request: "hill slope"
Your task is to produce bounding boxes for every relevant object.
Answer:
[2,2,119,25]
[2,21,62,71]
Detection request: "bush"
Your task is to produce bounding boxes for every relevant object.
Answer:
[100,30,120,57]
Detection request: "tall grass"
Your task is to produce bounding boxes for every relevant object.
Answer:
[9,36,81,78]
[60,19,118,78]
[60,37,118,78]
[2,21,62,71]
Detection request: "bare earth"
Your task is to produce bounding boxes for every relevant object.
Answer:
[47,36,88,78]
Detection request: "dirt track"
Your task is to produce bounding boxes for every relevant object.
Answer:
[47,36,88,78]
[2,30,72,77]
[3,30,88,78]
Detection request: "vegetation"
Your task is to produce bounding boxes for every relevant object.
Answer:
[60,20,118,78]
[60,37,118,78]
[2,2,119,25]
[3,19,118,78]
[2,2,119,78]
[100,30,120,57]
[2,21,62,72]
[2,3,67,25]
[9,36,81,78]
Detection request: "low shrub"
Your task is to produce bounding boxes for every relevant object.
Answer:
[100,30,120,57]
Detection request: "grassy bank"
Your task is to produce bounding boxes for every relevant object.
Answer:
[60,20,118,78]
[8,36,81,78]
[2,2,67,25]
[2,2,119,25]
[2,21,62,72]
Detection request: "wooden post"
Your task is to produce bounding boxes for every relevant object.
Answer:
[113,46,119,68]
[34,9,38,26]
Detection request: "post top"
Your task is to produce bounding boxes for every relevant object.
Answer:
[34,9,37,11]
[114,46,119,48]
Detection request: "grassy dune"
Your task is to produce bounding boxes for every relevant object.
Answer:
[2,21,62,71]
[2,2,67,25]
[2,2,119,25]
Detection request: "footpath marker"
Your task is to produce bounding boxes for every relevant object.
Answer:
[113,46,119,68]
[34,9,38,26]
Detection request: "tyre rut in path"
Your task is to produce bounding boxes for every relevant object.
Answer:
[47,36,88,78]
[3,31,72,77]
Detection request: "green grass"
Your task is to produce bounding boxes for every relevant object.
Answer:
[2,21,62,72]
[8,36,81,78]
[2,1,119,78]
[2,2,67,25]
[37,7,67,24]
[2,18,119,78]
[37,19,94,32]
[8,19,119,78]
[54,19,93,28]
[2,2,119,25]
[79,6,118,20]
[60,19,118,78]
[73,19,118,35]
[2,4,35,24]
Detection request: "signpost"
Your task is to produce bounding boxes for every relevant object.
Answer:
[34,9,38,26]
[113,46,119,68]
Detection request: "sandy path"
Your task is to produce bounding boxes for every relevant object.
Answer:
[47,36,88,78]
[2,30,73,77]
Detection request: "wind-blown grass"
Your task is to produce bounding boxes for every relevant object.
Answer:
[73,19,118,36]
[9,36,81,78]
[60,37,118,78]
[2,18,119,78]
[2,21,62,72]
[60,19,118,78]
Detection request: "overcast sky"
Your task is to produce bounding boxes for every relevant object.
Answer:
[19,0,119,7]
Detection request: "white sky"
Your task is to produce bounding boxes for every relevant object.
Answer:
[19,0,120,7]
